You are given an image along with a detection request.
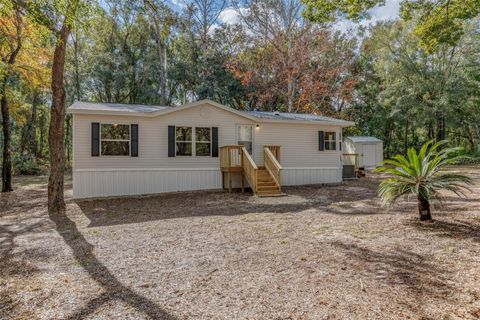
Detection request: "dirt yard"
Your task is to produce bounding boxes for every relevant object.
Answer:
[1,167,480,320]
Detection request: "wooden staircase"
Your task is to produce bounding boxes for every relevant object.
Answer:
[257,167,282,196]
[220,145,282,197]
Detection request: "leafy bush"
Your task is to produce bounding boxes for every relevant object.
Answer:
[13,154,47,175]
[449,156,480,165]
[446,148,480,165]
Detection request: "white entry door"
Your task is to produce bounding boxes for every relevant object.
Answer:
[237,125,253,154]
[362,144,377,168]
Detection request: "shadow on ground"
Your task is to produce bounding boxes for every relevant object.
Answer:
[48,210,176,320]
[331,240,455,314]
[76,182,385,228]
[0,222,46,319]
[405,219,480,242]
[332,241,452,293]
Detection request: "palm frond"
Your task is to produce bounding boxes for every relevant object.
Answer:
[376,140,473,209]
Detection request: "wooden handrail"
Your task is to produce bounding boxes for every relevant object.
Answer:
[241,147,258,193]
[264,145,281,161]
[264,147,282,190]
[220,145,283,195]
[220,145,243,169]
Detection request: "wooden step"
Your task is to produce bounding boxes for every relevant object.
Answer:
[257,182,276,187]
[257,185,280,192]
[258,175,272,179]
[258,176,274,180]
[257,190,282,197]
[254,168,281,196]
[258,175,273,180]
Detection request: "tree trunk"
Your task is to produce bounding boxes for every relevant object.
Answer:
[1,7,23,192]
[48,25,70,213]
[417,195,432,221]
[73,30,82,101]
[30,91,39,157]
[21,90,39,157]
[428,122,434,140]
[1,81,13,192]
[156,32,167,105]
[474,123,480,141]
[287,77,294,112]
[436,115,446,141]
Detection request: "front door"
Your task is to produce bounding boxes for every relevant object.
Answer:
[236,125,253,154]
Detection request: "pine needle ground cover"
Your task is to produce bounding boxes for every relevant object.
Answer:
[1,167,479,319]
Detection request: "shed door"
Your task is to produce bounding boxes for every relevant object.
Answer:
[362,144,377,167]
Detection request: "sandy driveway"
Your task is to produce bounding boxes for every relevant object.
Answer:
[1,168,480,319]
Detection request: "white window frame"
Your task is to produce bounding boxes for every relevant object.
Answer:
[174,126,212,157]
[175,126,193,157]
[100,123,131,156]
[236,124,254,155]
[194,127,212,157]
[324,131,337,151]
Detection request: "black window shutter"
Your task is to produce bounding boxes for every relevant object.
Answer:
[131,124,138,157]
[339,131,342,151]
[318,131,324,151]
[168,126,175,157]
[91,122,100,156]
[212,127,218,157]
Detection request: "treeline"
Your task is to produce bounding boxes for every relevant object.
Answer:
[1,0,480,198]
[68,0,480,157]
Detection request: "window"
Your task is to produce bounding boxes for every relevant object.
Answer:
[325,132,336,151]
[101,124,130,156]
[195,127,211,156]
[237,125,253,154]
[176,126,192,156]
[175,127,212,156]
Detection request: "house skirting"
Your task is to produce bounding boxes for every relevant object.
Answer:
[72,167,342,199]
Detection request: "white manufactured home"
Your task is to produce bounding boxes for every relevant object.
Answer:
[68,99,354,199]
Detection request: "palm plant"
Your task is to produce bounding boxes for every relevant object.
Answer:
[375,141,473,221]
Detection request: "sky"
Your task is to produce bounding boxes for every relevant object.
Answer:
[167,0,401,32]
[334,0,401,32]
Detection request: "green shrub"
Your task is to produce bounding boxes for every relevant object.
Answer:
[13,154,47,175]
[449,156,480,165]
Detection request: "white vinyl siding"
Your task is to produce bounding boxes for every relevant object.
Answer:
[73,168,342,198]
[251,122,341,168]
[73,105,251,170]
[72,102,344,198]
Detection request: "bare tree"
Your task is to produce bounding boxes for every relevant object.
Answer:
[184,0,227,49]
[233,0,308,112]
[144,0,174,105]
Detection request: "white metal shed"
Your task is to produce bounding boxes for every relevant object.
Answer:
[344,136,383,169]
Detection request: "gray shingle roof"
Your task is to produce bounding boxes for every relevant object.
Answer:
[346,136,382,143]
[68,101,353,126]
[68,101,171,113]
[244,111,351,124]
